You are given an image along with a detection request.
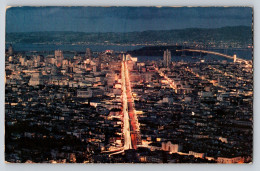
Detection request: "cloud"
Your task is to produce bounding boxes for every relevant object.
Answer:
[6,7,252,33]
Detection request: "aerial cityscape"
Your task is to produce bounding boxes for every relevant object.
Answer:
[5,7,253,163]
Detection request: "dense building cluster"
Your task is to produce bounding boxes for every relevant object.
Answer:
[130,58,252,163]
[5,46,253,163]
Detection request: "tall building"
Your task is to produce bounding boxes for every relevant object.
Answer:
[233,54,237,63]
[33,56,40,67]
[8,44,13,56]
[19,56,27,66]
[55,50,64,67]
[85,48,92,60]
[163,49,171,68]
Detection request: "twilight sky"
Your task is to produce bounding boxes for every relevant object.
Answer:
[6,7,252,33]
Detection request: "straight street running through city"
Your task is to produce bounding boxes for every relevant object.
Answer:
[121,60,132,150]
[123,56,141,149]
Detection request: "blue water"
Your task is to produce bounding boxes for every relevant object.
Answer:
[137,48,252,62]
[7,43,252,62]
[210,48,253,60]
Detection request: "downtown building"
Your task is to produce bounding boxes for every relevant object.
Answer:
[163,49,171,68]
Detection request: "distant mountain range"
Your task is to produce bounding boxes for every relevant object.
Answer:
[6,26,252,46]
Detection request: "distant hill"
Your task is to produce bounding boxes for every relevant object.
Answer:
[6,26,252,46]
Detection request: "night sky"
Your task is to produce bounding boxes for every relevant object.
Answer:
[6,6,252,33]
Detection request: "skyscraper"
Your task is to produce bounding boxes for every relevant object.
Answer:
[163,49,171,68]
[85,48,93,60]
[55,50,64,67]
[8,44,13,56]
[233,54,237,63]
